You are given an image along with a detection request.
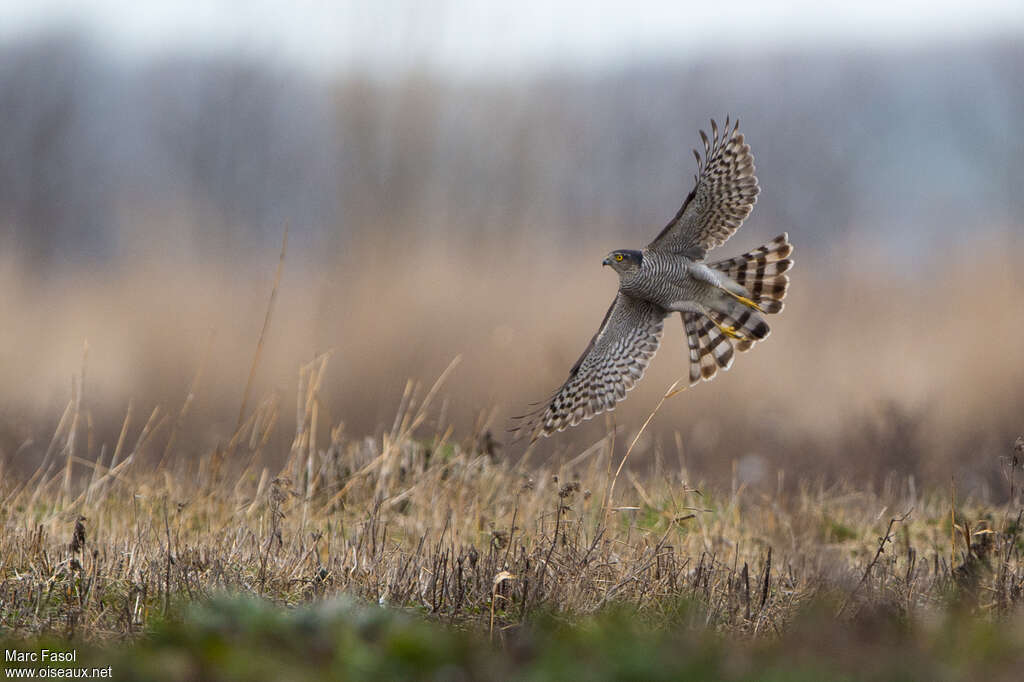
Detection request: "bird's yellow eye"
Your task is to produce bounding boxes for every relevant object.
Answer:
[614,254,624,262]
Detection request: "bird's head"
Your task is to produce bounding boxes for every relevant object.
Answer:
[602,249,643,275]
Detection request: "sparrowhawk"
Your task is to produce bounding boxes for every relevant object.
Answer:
[513,118,793,442]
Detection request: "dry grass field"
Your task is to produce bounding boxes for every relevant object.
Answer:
[1,236,1023,678]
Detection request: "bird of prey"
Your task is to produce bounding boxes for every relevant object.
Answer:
[512,118,793,442]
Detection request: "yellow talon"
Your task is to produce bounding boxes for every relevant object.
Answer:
[716,324,743,339]
[724,289,764,312]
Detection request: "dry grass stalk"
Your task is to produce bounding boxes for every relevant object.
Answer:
[237,227,288,433]
[604,378,685,526]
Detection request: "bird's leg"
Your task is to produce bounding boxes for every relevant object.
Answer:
[720,287,764,313]
[715,323,744,339]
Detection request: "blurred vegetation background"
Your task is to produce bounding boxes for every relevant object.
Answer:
[0,4,1022,494]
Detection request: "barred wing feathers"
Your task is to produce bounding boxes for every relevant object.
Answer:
[649,118,759,257]
[512,294,666,442]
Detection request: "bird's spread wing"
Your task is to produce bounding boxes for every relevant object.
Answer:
[647,118,759,258]
[511,294,666,442]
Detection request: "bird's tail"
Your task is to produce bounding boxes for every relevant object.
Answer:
[682,304,771,383]
[682,311,735,383]
[709,233,793,314]
[684,234,793,382]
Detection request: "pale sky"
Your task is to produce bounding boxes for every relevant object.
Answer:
[2,0,1022,73]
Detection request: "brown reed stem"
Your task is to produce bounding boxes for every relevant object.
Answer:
[237,227,288,433]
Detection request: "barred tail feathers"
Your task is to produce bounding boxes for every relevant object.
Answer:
[710,233,793,313]
[682,312,735,384]
[711,300,769,335]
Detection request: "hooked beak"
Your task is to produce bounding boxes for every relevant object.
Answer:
[602,256,612,267]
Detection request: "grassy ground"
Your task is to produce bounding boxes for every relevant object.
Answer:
[0,358,1022,679]
[4,596,1024,681]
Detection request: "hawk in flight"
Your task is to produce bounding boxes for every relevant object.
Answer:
[513,118,793,442]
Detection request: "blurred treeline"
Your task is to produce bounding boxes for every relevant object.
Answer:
[2,32,1022,268]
